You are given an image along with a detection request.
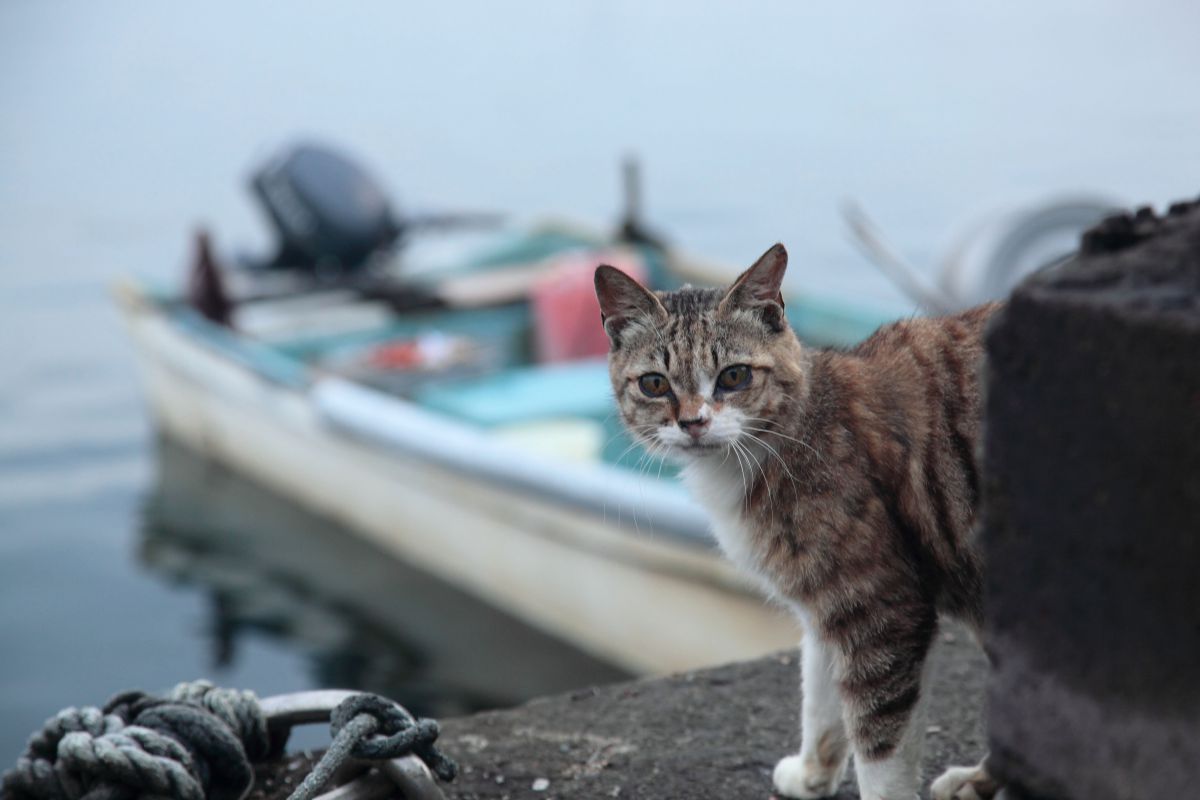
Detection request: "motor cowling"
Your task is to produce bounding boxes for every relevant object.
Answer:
[251,142,401,273]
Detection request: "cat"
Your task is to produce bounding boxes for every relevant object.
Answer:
[595,244,1002,800]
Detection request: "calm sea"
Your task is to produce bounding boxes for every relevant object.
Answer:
[2,0,1198,764]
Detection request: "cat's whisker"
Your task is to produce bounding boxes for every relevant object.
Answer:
[602,427,654,456]
[737,436,774,504]
[741,423,829,468]
[613,441,646,466]
[635,443,660,484]
[621,431,668,533]
[761,391,804,412]
[729,438,748,501]
[738,424,805,476]
[765,450,802,493]
[718,443,733,468]
[729,436,751,502]
[633,441,659,479]
[650,441,676,532]
[654,442,670,482]
[738,443,754,501]
[630,442,664,535]
[741,430,801,491]
[740,422,813,450]
[604,421,656,440]
[613,429,660,465]
[632,439,673,533]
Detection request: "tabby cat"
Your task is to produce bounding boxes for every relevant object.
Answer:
[595,244,1001,800]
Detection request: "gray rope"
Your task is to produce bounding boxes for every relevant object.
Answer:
[57,727,202,800]
[1,681,266,800]
[164,683,270,763]
[3,683,457,800]
[285,694,456,800]
[283,715,375,800]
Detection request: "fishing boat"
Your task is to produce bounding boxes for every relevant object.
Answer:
[117,143,1111,675]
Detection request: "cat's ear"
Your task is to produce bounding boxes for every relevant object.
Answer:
[594,264,666,348]
[719,243,788,332]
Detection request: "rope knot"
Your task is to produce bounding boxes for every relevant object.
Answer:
[5,685,456,800]
[55,726,203,800]
[330,695,457,781]
[3,683,268,800]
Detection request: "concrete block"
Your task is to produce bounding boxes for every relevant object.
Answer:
[983,199,1200,799]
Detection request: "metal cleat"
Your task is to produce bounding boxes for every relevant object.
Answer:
[260,690,447,800]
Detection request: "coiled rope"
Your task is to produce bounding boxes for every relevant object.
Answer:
[2,681,456,800]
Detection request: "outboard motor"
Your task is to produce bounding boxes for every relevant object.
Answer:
[251,142,402,274]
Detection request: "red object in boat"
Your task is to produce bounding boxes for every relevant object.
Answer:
[367,340,423,369]
[531,250,646,363]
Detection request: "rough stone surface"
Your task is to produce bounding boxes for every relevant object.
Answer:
[983,199,1200,800]
[257,633,987,799]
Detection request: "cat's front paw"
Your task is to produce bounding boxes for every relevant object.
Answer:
[930,763,1000,800]
[772,754,845,799]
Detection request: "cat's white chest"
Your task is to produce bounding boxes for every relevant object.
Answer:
[682,456,775,594]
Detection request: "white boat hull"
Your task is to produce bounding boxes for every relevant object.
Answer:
[118,291,799,675]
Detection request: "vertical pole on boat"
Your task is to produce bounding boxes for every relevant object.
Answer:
[618,156,665,250]
[623,156,642,230]
[187,228,234,327]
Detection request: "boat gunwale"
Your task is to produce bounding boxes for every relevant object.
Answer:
[116,276,718,550]
[113,223,896,556]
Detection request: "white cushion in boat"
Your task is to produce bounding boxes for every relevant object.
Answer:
[489,418,605,463]
[413,358,612,427]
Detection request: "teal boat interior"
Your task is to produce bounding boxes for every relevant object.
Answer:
[147,223,892,478]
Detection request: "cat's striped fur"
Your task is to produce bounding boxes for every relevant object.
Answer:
[596,244,1000,800]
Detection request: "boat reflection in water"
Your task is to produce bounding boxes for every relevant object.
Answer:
[138,436,630,718]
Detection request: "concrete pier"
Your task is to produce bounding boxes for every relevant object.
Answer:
[254,630,987,799]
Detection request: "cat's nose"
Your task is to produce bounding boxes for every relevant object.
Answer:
[678,417,711,438]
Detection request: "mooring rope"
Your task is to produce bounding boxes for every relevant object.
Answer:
[1,681,456,800]
[287,695,456,800]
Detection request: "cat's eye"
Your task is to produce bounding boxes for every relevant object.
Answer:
[638,373,671,397]
[716,364,751,391]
